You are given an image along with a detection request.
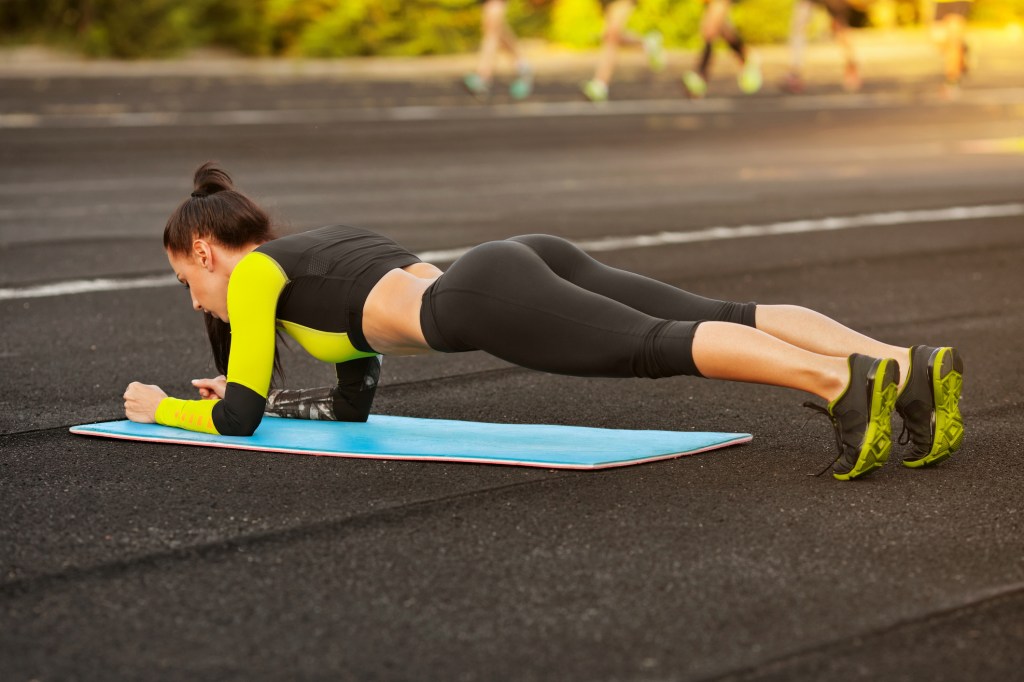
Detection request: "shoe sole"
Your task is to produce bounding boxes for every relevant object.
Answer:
[903,347,964,468]
[834,358,899,481]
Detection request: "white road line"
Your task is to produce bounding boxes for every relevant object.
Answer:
[2,88,1023,129]
[0,274,180,301]
[2,202,1021,302]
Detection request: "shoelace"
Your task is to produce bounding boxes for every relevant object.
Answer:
[802,401,845,477]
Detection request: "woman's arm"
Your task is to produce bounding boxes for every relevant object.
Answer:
[141,252,287,436]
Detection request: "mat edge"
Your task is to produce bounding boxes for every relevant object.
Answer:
[70,424,752,471]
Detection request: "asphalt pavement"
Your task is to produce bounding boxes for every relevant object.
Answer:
[2,29,1024,681]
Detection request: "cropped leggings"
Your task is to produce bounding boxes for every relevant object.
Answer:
[418,235,758,379]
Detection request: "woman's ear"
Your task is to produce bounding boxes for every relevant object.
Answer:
[192,239,214,270]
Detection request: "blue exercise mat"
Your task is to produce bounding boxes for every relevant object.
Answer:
[70,415,751,470]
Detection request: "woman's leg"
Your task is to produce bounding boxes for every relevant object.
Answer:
[508,234,756,325]
[592,0,638,86]
[476,0,508,83]
[424,239,850,400]
[422,240,703,379]
[507,234,908,393]
[692,322,849,399]
[697,0,728,78]
[422,238,913,479]
[754,305,909,391]
[942,15,967,88]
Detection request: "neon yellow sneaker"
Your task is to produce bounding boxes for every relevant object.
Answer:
[739,56,763,94]
[682,71,708,99]
[896,346,964,468]
[805,354,900,481]
[509,65,534,101]
[582,79,609,103]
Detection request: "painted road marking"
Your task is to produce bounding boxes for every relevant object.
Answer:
[3,88,1024,129]
[2,202,1021,302]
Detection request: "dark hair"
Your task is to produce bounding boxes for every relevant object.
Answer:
[163,161,276,255]
[165,162,281,379]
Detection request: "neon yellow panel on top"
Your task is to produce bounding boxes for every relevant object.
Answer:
[278,320,377,364]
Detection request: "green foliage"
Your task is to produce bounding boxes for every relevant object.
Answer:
[197,0,272,56]
[263,0,480,57]
[630,0,704,49]
[545,0,784,50]
[732,0,795,44]
[81,0,197,58]
[3,0,1022,59]
[549,0,604,47]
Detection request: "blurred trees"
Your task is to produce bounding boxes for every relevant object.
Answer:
[0,0,1018,59]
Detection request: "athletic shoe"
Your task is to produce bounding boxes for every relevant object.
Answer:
[462,73,491,100]
[582,79,609,103]
[896,345,964,468]
[738,56,763,94]
[780,71,805,94]
[509,65,534,100]
[804,354,900,481]
[644,31,667,73]
[682,71,708,99]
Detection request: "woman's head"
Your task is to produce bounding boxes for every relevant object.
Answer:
[165,163,274,322]
[165,163,279,376]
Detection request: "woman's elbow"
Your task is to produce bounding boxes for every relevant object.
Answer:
[216,410,263,436]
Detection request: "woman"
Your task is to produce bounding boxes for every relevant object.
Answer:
[681,0,762,99]
[581,0,664,103]
[932,0,973,98]
[462,0,533,101]
[124,163,964,481]
[782,0,861,94]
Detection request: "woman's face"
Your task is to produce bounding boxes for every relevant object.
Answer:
[167,245,230,322]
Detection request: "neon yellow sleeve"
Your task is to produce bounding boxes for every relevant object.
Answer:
[222,252,288,399]
[155,396,219,434]
[154,251,288,436]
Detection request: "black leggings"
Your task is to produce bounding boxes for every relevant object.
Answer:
[419,235,757,379]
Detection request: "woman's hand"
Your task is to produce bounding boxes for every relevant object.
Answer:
[192,375,227,400]
[123,382,167,423]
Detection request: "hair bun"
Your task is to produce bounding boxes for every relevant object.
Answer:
[192,161,235,198]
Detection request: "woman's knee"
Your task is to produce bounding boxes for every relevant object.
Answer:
[715,301,758,327]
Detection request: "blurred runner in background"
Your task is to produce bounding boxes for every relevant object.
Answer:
[782,0,862,93]
[463,0,534,100]
[681,0,763,99]
[582,0,666,102]
[932,0,973,98]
